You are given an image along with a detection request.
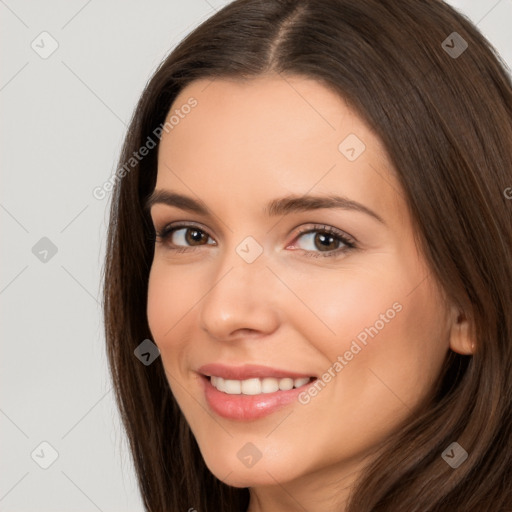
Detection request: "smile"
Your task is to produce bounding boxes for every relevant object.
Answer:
[209,376,313,395]
[197,363,318,420]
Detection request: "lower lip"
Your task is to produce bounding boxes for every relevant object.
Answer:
[201,375,315,421]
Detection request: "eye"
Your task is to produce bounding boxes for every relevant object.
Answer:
[289,224,356,258]
[154,223,216,249]
[153,222,356,258]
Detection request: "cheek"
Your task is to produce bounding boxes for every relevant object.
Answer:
[288,256,448,404]
[147,268,169,341]
[146,263,194,351]
[146,264,201,409]
[283,261,403,351]
[333,279,449,417]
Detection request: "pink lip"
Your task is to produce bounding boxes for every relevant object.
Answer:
[197,363,315,380]
[200,374,315,421]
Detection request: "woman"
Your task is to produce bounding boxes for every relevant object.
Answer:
[103,0,512,510]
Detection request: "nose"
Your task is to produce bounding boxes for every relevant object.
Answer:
[198,245,281,341]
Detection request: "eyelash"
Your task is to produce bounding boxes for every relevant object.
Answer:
[154,222,357,258]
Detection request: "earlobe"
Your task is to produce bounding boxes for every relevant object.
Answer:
[449,309,476,355]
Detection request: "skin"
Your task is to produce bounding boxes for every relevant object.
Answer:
[146,74,474,512]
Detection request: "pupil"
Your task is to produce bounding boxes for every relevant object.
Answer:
[187,229,206,245]
[316,233,337,250]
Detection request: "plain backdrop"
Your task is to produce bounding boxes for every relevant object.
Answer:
[1,1,511,510]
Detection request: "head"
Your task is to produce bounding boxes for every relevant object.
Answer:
[103,1,512,511]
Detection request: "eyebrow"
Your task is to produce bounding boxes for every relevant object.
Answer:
[144,190,385,224]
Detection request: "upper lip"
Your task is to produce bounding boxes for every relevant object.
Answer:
[198,363,316,380]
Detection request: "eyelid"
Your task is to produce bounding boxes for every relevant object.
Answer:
[154,220,212,235]
[154,220,216,244]
[291,224,357,246]
[153,221,357,256]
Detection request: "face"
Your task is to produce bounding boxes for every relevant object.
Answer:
[146,75,455,494]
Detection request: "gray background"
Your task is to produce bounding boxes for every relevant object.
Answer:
[1,1,510,510]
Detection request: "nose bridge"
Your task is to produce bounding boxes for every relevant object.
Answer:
[198,237,280,339]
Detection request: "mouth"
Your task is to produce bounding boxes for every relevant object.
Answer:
[197,363,318,420]
[197,362,316,381]
[207,375,315,395]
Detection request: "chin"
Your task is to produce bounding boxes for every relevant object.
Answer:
[212,467,285,488]
[202,451,304,488]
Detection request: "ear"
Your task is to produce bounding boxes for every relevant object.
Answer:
[448,307,476,355]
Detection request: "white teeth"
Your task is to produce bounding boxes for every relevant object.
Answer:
[210,376,312,395]
[293,377,310,388]
[224,379,241,394]
[261,377,279,393]
[241,378,261,395]
[279,378,294,391]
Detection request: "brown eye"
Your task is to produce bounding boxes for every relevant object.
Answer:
[183,227,209,246]
[156,225,215,248]
[289,225,357,258]
[312,232,341,251]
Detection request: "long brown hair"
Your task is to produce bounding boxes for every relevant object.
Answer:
[103,1,512,510]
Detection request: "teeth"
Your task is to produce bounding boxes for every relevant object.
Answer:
[293,377,310,388]
[261,377,279,393]
[210,376,312,395]
[224,379,241,394]
[241,378,262,395]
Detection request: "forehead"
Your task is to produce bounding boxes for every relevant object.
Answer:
[155,75,404,224]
